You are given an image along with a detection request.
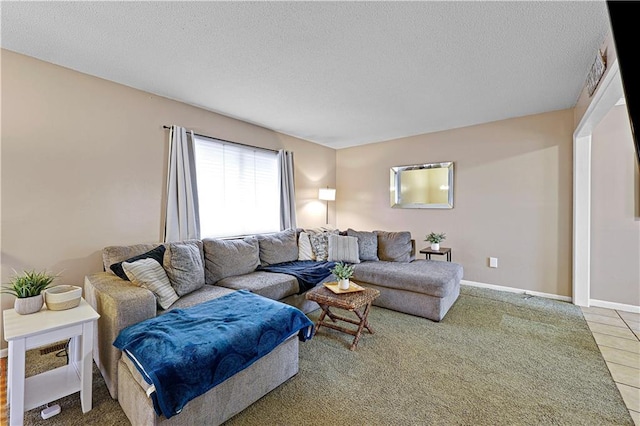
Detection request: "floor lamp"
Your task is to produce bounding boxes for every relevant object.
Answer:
[318,187,336,225]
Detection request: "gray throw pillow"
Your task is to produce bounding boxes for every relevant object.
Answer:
[203,237,260,284]
[164,241,205,297]
[375,230,412,262]
[256,228,298,265]
[346,229,379,261]
[328,234,360,264]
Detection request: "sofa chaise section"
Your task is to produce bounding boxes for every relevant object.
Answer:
[84,271,235,399]
[117,335,299,425]
[352,259,463,321]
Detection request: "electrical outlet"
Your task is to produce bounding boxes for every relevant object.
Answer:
[489,257,498,268]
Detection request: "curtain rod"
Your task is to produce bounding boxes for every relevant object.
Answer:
[163,125,279,154]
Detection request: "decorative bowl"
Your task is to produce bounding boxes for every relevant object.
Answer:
[44,285,82,311]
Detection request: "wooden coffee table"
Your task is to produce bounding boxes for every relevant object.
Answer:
[305,283,380,350]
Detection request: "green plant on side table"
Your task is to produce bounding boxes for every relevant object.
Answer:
[331,262,355,290]
[2,270,58,315]
[425,232,446,251]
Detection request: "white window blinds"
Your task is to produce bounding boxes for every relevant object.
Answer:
[193,136,280,238]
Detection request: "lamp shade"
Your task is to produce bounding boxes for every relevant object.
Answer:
[318,188,336,201]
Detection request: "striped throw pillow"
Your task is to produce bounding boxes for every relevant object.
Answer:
[122,258,179,309]
[327,234,360,264]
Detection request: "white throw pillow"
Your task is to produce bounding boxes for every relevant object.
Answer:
[298,232,315,261]
[327,234,360,264]
[122,258,179,309]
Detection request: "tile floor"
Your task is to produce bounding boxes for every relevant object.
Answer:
[581,306,640,425]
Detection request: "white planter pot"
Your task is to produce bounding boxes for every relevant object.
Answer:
[431,243,440,251]
[14,294,44,315]
[338,279,350,290]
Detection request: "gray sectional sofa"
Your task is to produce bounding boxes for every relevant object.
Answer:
[84,227,463,425]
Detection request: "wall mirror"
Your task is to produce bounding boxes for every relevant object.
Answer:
[390,162,454,209]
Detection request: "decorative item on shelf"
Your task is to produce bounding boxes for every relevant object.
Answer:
[331,261,355,290]
[425,232,446,251]
[318,187,336,225]
[586,49,606,97]
[1,270,58,315]
[44,285,82,311]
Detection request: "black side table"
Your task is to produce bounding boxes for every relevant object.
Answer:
[419,247,452,261]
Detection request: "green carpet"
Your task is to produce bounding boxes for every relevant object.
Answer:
[21,285,632,425]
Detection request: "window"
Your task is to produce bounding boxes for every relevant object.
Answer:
[193,135,280,238]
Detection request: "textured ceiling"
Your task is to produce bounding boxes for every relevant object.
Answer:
[1,1,610,149]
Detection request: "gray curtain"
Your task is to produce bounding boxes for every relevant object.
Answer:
[164,126,200,242]
[278,150,297,230]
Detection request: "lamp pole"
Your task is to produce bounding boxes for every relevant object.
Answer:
[325,199,329,224]
[318,188,336,225]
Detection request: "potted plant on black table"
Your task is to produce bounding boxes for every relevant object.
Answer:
[425,232,446,251]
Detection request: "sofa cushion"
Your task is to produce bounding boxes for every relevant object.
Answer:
[122,258,179,309]
[163,285,235,312]
[109,245,166,281]
[327,234,360,264]
[164,241,206,296]
[103,243,160,274]
[375,230,412,262]
[346,229,379,261]
[216,271,299,301]
[352,260,463,298]
[297,232,315,261]
[256,229,299,265]
[203,237,260,284]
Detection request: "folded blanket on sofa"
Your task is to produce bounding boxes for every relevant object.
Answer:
[257,260,336,293]
[113,290,314,419]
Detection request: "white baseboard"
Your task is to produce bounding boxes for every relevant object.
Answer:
[589,298,640,314]
[1,348,7,358]
[461,280,573,302]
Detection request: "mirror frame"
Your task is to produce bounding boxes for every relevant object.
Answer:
[390,161,454,209]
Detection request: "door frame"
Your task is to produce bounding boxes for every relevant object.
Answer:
[572,59,623,306]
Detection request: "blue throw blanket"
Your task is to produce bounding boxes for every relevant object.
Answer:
[257,260,336,293]
[113,290,314,419]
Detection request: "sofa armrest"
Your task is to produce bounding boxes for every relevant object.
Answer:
[84,272,156,399]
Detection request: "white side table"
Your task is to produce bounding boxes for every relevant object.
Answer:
[3,298,100,426]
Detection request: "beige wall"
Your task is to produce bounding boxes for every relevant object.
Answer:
[337,109,574,296]
[0,50,336,348]
[591,105,640,305]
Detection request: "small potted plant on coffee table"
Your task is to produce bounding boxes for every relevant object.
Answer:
[2,270,58,315]
[425,232,446,251]
[331,262,355,290]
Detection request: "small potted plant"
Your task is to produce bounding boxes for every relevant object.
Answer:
[331,262,355,290]
[2,270,58,315]
[425,232,446,251]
